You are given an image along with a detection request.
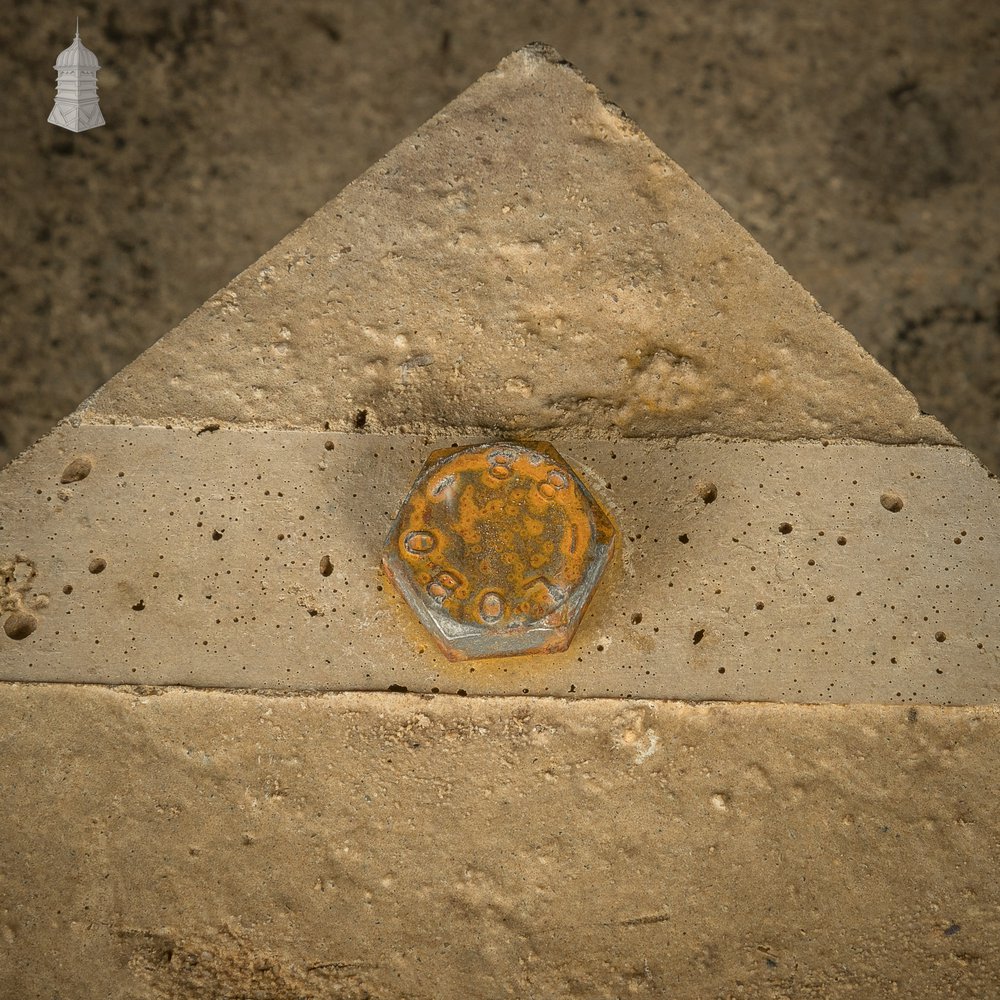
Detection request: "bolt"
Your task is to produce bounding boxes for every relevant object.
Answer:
[382,441,616,660]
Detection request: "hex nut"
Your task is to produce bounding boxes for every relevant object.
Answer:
[382,441,616,660]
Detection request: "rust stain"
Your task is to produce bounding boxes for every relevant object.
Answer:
[382,441,616,661]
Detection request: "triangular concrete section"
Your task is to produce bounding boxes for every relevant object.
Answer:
[2,46,996,704]
[3,47,998,996]
[76,44,952,447]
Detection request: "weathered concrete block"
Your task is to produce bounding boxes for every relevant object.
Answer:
[1,44,997,999]
[1,428,996,703]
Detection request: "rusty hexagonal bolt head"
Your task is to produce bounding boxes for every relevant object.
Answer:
[382,441,616,661]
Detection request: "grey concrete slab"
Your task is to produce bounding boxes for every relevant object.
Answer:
[2,425,995,703]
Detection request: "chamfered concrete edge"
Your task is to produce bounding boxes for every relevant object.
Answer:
[63,42,958,451]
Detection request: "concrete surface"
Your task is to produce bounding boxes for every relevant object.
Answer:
[1,687,998,999]
[2,426,996,703]
[1,38,998,1000]
[77,47,953,448]
[1,0,997,470]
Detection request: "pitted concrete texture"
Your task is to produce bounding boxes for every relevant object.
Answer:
[2,426,996,703]
[1,685,998,999]
[2,42,998,1000]
[77,45,953,448]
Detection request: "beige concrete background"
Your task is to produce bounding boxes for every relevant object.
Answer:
[2,686,998,999]
[73,44,955,447]
[1,0,998,469]
[3,427,997,703]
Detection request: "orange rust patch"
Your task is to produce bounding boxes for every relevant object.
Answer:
[382,441,615,661]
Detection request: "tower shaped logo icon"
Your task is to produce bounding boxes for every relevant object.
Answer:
[48,19,105,133]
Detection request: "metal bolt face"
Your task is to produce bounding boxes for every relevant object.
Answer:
[382,441,616,661]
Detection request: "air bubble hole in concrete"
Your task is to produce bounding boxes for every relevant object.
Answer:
[59,456,92,484]
[88,558,106,574]
[881,492,905,512]
[4,612,37,640]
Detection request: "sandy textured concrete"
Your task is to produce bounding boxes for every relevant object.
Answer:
[1,41,998,1000]
[1,686,998,999]
[1,426,997,703]
[77,46,953,448]
[2,2,997,472]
